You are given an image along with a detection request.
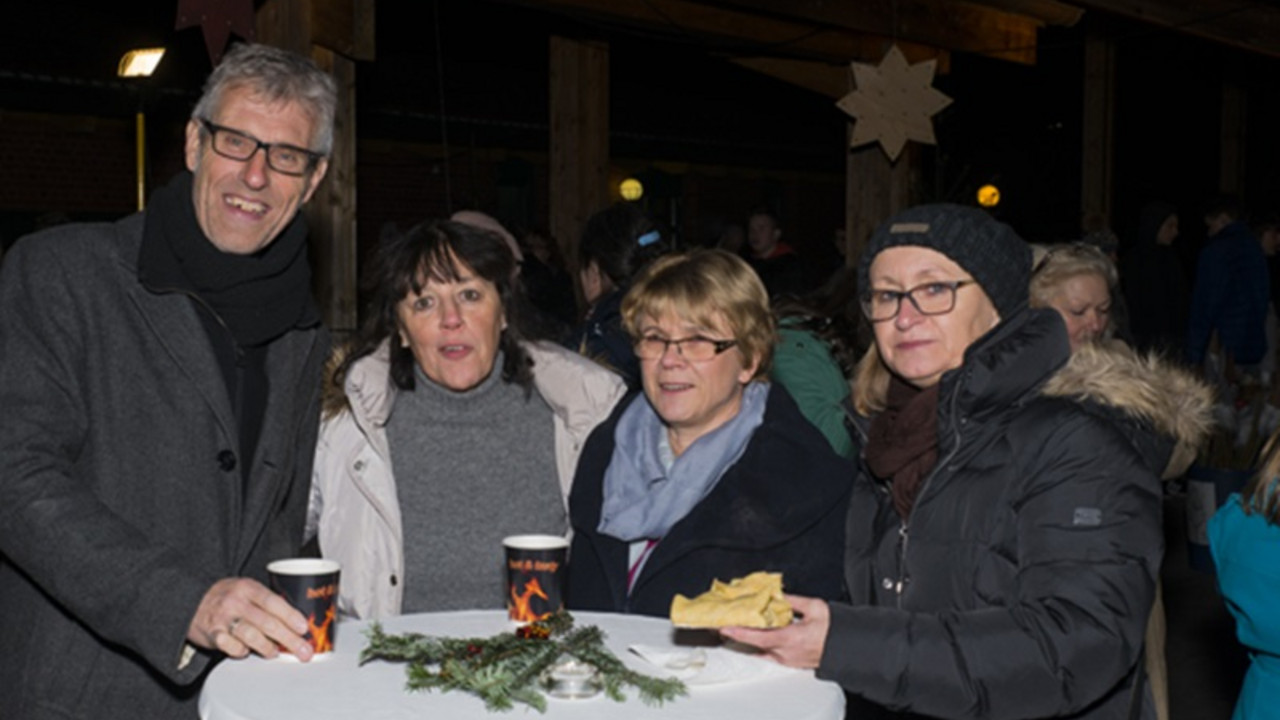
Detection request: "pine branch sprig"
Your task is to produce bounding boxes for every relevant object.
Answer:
[361,611,688,713]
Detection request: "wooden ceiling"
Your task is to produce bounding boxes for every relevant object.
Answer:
[499,0,1280,98]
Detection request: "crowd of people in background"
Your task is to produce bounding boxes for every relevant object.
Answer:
[7,40,1280,720]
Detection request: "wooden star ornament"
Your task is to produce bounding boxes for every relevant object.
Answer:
[837,45,952,162]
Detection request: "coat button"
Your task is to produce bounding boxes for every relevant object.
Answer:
[217,450,237,472]
[882,577,894,590]
[390,574,398,587]
[354,459,366,471]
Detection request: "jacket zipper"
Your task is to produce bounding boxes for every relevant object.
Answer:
[893,373,966,609]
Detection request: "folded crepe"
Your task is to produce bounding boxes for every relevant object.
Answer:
[669,572,793,628]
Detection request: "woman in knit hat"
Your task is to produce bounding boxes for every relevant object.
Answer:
[724,204,1164,719]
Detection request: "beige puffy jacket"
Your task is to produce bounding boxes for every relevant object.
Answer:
[305,340,626,619]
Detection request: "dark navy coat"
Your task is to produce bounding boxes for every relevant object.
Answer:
[567,383,851,617]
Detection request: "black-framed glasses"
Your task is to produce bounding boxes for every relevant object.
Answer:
[861,280,977,322]
[198,118,323,176]
[634,335,738,361]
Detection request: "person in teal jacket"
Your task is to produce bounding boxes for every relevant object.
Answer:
[770,267,866,459]
[1209,437,1280,720]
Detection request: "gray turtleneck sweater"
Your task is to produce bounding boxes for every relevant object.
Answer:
[386,356,562,612]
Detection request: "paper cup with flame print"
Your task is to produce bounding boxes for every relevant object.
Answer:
[267,558,340,657]
[503,535,568,624]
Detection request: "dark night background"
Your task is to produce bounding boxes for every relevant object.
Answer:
[3,1,1279,270]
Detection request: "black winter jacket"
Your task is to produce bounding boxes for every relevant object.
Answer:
[567,383,852,616]
[821,308,1163,720]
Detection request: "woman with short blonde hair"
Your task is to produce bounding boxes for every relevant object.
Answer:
[568,249,850,617]
[621,250,776,380]
[1029,242,1118,352]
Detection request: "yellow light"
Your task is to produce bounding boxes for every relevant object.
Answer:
[117,48,166,78]
[977,184,1001,208]
[620,178,644,201]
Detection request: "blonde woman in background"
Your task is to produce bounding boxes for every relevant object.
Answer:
[1030,242,1118,351]
[1031,241,1215,720]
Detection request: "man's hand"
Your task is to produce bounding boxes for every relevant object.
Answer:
[719,594,830,669]
[187,578,313,662]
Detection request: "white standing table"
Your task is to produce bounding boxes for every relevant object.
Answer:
[199,610,844,720]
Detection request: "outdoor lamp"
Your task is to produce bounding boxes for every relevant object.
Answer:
[117,48,166,78]
[118,48,166,210]
[620,178,644,201]
[977,184,1001,208]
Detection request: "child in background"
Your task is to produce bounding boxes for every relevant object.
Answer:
[1209,431,1280,720]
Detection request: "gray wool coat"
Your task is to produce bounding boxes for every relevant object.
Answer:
[0,213,328,719]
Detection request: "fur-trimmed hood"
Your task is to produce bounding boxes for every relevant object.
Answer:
[1042,340,1215,478]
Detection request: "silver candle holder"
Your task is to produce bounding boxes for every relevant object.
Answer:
[542,657,602,699]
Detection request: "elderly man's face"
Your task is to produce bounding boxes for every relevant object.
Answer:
[184,85,328,255]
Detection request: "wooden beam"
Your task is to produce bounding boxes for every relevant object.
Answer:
[730,50,952,99]
[256,0,310,55]
[305,47,359,333]
[549,36,610,271]
[256,0,375,60]
[707,0,1042,63]
[962,0,1084,27]
[1080,30,1115,231]
[1070,1,1280,59]
[256,0,366,334]
[312,0,376,61]
[505,0,1029,65]
[847,139,921,268]
[728,57,850,99]
[1220,83,1246,195]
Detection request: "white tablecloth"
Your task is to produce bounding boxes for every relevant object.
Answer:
[199,610,844,720]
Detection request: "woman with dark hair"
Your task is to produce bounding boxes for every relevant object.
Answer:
[307,220,626,619]
[573,202,673,387]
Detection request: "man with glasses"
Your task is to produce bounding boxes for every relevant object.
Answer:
[0,43,335,719]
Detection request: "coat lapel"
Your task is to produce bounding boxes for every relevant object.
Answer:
[570,467,632,609]
[127,286,236,440]
[234,326,324,566]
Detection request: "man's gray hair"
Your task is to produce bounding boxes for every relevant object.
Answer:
[191,43,338,155]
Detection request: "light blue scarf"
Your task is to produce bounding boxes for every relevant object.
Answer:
[597,382,769,541]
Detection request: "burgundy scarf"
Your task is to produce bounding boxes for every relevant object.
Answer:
[865,375,941,520]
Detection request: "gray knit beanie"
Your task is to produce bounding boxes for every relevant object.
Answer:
[856,204,1031,318]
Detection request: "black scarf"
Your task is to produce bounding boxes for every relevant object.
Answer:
[864,375,940,520]
[137,171,320,347]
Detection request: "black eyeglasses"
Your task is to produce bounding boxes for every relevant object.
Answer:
[861,280,977,322]
[634,335,738,361]
[198,118,323,176]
